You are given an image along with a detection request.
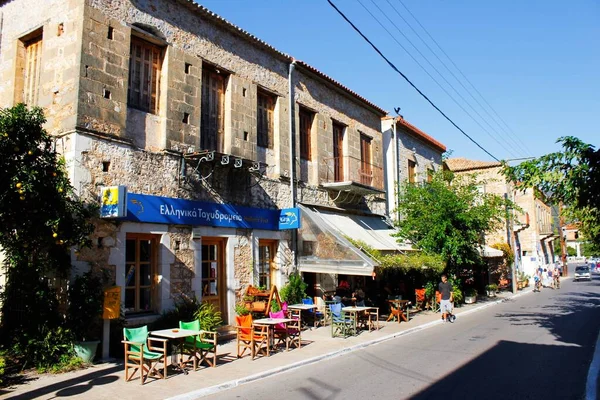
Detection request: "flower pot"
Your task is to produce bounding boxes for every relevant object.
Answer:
[73,340,100,363]
[487,291,496,297]
[464,296,476,304]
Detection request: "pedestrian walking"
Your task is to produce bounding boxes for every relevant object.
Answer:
[438,274,454,322]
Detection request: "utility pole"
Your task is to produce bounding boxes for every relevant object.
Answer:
[558,201,568,276]
[505,192,518,293]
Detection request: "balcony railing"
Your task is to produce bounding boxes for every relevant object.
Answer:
[322,156,384,191]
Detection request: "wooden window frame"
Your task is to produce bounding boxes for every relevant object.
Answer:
[360,134,373,185]
[201,65,226,152]
[15,28,43,106]
[408,160,416,183]
[427,168,433,183]
[333,122,345,182]
[124,233,159,314]
[257,90,275,149]
[128,36,163,114]
[299,107,314,161]
[258,240,277,289]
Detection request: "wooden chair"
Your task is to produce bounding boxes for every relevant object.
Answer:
[122,326,168,384]
[330,303,355,338]
[251,322,271,360]
[179,320,218,369]
[235,315,270,360]
[270,310,289,351]
[414,289,426,310]
[286,309,302,349]
[368,307,379,331]
[235,314,254,358]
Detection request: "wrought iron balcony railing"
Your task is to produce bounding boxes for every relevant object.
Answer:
[322,156,384,191]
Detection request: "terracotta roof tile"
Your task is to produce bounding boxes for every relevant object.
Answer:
[396,117,446,152]
[446,157,502,172]
[179,1,386,115]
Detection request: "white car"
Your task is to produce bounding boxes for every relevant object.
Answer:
[574,266,591,281]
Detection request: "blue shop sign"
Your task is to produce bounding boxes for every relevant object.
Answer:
[124,193,300,230]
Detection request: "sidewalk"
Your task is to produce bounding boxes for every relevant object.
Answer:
[1,290,530,400]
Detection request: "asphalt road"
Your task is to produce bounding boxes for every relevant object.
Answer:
[207,265,600,400]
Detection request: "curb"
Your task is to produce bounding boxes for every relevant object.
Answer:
[167,290,529,400]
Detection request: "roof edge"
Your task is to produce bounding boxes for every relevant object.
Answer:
[395,117,447,152]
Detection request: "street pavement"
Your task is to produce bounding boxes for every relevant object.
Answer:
[206,267,600,400]
[1,266,598,400]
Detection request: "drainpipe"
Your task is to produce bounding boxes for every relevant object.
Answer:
[394,119,401,221]
[288,59,297,271]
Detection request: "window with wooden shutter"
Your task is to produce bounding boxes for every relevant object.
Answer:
[333,122,345,182]
[257,90,275,149]
[408,160,416,183]
[23,35,43,106]
[201,67,225,152]
[128,37,162,114]
[299,107,313,160]
[360,134,372,185]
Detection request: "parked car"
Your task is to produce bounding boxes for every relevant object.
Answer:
[574,266,591,281]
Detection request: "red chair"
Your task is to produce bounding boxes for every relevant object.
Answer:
[415,289,426,310]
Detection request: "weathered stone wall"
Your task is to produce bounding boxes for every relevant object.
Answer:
[233,230,252,301]
[0,0,84,132]
[169,228,195,299]
[397,127,444,184]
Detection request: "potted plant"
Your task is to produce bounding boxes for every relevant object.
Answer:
[67,271,104,363]
[235,302,251,316]
[280,273,307,305]
[464,288,477,304]
[194,302,223,332]
[485,284,498,297]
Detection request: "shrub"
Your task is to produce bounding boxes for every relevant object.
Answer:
[465,288,477,297]
[270,299,281,312]
[194,302,222,332]
[67,271,104,342]
[279,273,307,305]
[235,302,250,316]
[150,296,199,331]
[486,284,498,292]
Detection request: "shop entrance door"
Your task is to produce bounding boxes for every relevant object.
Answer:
[201,238,227,320]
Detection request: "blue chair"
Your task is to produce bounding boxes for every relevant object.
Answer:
[302,298,324,327]
[329,303,355,338]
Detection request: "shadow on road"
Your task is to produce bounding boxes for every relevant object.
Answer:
[409,288,600,400]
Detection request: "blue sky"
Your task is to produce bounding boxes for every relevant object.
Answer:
[199,0,599,162]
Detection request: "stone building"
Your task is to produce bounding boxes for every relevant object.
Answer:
[446,158,557,280]
[0,0,391,326]
[381,116,446,221]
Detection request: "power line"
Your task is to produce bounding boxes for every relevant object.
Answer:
[362,0,524,159]
[395,0,532,155]
[326,0,500,161]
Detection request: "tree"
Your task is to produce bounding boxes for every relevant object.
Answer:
[502,136,600,252]
[394,171,510,274]
[0,105,94,368]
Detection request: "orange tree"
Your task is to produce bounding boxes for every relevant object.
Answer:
[0,105,94,369]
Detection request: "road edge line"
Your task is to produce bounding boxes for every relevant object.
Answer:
[586,326,600,400]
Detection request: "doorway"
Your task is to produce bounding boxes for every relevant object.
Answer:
[201,238,227,321]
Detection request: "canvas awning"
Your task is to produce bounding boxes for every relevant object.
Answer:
[311,208,411,252]
[481,245,504,258]
[297,205,377,276]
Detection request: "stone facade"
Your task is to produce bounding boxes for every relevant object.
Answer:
[447,160,557,279]
[381,117,446,219]
[0,0,387,324]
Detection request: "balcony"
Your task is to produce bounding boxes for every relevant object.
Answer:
[321,156,384,195]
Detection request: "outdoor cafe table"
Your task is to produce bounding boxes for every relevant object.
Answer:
[287,303,318,328]
[341,306,374,333]
[253,318,293,352]
[387,299,411,323]
[150,328,202,374]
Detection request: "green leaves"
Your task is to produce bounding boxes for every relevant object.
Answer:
[502,136,600,248]
[394,171,511,271]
